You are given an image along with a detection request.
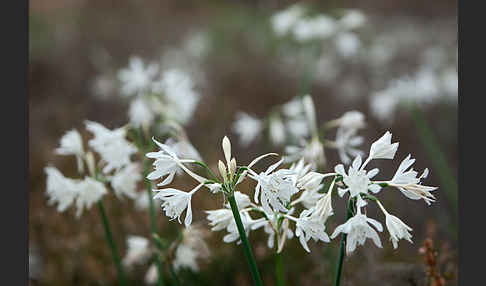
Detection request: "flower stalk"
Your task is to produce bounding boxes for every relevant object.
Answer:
[275,252,285,286]
[333,198,354,286]
[97,201,127,286]
[227,194,264,286]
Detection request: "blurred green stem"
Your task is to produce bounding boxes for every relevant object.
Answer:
[409,104,458,234]
[227,194,264,286]
[275,252,285,286]
[170,264,181,286]
[97,201,127,286]
[333,199,354,286]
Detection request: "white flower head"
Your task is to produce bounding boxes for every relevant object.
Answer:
[339,10,366,30]
[334,127,364,164]
[337,110,366,130]
[85,121,137,174]
[331,210,383,255]
[293,15,337,42]
[75,177,108,218]
[55,129,85,173]
[110,163,142,199]
[118,56,158,96]
[368,131,399,161]
[146,138,186,186]
[295,209,330,252]
[285,137,326,169]
[268,114,286,146]
[270,4,306,36]
[128,97,155,128]
[153,183,204,228]
[223,211,256,244]
[232,112,263,147]
[44,166,79,212]
[377,201,413,249]
[389,154,437,205]
[123,235,151,267]
[173,244,200,272]
[335,32,361,58]
[206,209,234,231]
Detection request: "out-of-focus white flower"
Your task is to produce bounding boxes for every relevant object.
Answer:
[269,114,286,146]
[285,118,310,139]
[282,97,304,118]
[334,155,381,207]
[302,95,318,135]
[294,209,330,252]
[44,166,79,212]
[231,191,252,209]
[377,201,413,249]
[285,137,326,169]
[270,4,306,36]
[223,211,257,244]
[110,163,142,199]
[153,183,204,228]
[387,154,437,204]
[335,32,361,58]
[333,127,364,164]
[128,97,155,128]
[339,10,366,30]
[249,159,299,215]
[152,69,200,125]
[206,209,234,231]
[134,191,153,210]
[172,224,210,272]
[293,15,337,42]
[330,208,383,255]
[368,131,399,161]
[122,235,151,267]
[75,177,108,217]
[144,264,158,285]
[85,121,137,174]
[173,244,200,272]
[165,137,202,162]
[55,129,85,173]
[440,67,458,97]
[232,112,263,147]
[370,91,399,122]
[118,56,158,96]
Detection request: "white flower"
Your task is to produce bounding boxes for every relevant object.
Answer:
[146,138,188,186]
[85,121,137,174]
[118,56,158,96]
[270,4,306,36]
[153,183,204,228]
[282,97,304,117]
[173,244,200,272]
[249,159,299,215]
[144,264,158,285]
[339,10,366,30]
[122,236,151,267]
[335,32,361,58]
[75,177,108,217]
[294,209,330,252]
[293,15,337,42]
[153,69,200,125]
[296,171,326,193]
[223,211,256,244]
[269,114,286,146]
[55,129,85,173]
[231,191,252,209]
[333,127,364,164]
[164,137,202,162]
[285,137,326,169]
[312,186,334,223]
[302,95,318,135]
[44,166,79,212]
[330,209,383,255]
[128,97,155,128]
[334,155,381,207]
[375,201,413,249]
[368,131,399,161]
[285,118,310,139]
[110,163,142,199]
[232,112,263,147]
[388,154,437,204]
[134,191,155,211]
[206,209,234,231]
[336,110,366,130]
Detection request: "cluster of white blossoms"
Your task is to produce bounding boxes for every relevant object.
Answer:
[118,56,201,129]
[232,95,366,167]
[122,226,210,284]
[147,109,438,254]
[44,121,142,217]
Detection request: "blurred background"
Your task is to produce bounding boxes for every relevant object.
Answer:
[29,0,457,285]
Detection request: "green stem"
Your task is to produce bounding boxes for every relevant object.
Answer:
[143,149,166,286]
[170,264,181,286]
[227,194,264,286]
[333,199,354,286]
[275,252,285,286]
[97,201,127,286]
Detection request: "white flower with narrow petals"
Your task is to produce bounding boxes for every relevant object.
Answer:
[85,121,137,174]
[387,154,437,204]
[313,187,334,223]
[153,183,203,228]
[232,112,263,147]
[75,177,108,217]
[44,166,79,212]
[294,209,330,253]
[376,201,413,249]
[330,209,383,255]
[334,155,381,207]
[333,127,364,164]
[146,138,191,186]
[110,163,142,199]
[368,131,399,161]
[55,129,85,173]
[223,212,256,244]
[118,56,158,96]
[122,236,151,267]
[206,209,234,231]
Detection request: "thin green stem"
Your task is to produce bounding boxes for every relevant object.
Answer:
[97,201,127,286]
[333,199,354,286]
[275,252,285,286]
[227,194,264,286]
[170,264,181,286]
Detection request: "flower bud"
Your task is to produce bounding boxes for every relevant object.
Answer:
[222,136,231,164]
[218,160,227,180]
[229,158,237,179]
